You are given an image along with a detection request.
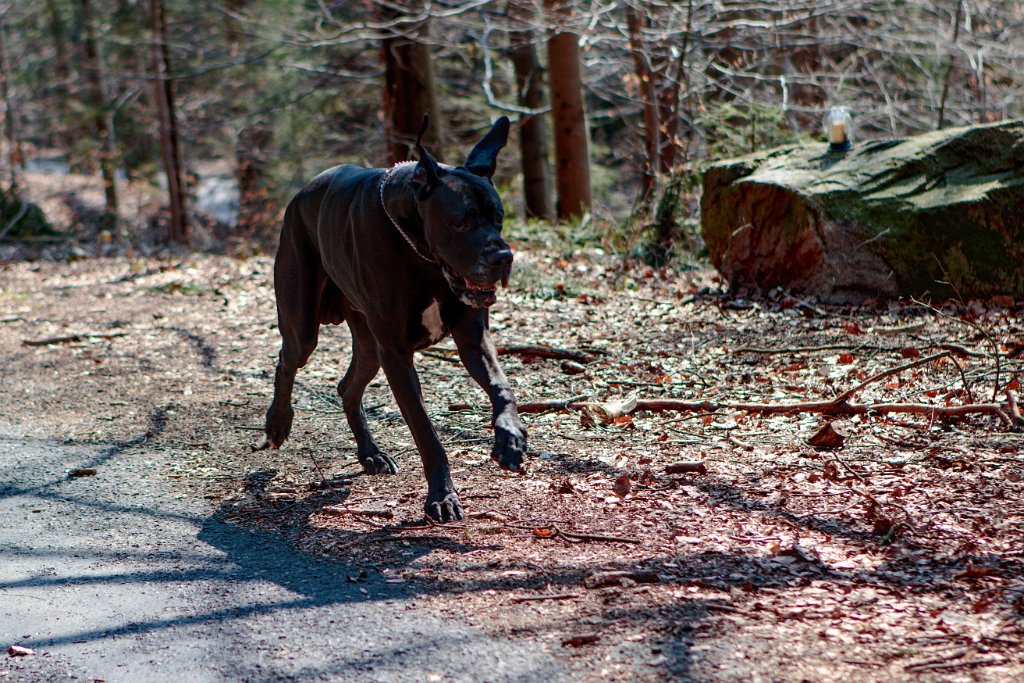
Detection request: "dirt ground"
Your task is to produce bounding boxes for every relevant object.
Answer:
[2,237,1023,681]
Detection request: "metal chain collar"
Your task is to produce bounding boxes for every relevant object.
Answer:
[379,163,437,264]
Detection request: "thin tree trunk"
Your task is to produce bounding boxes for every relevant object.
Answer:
[0,15,22,188]
[78,0,119,217]
[508,1,552,221]
[44,0,73,152]
[625,4,659,211]
[381,2,443,163]
[654,0,692,174]
[937,0,964,130]
[545,0,591,221]
[225,0,276,240]
[236,124,274,239]
[223,0,245,56]
[148,0,188,243]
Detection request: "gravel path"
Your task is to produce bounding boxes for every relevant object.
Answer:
[0,422,568,682]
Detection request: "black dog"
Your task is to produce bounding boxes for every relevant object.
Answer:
[263,116,526,522]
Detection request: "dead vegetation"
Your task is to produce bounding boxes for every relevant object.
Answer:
[1,244,1022,682]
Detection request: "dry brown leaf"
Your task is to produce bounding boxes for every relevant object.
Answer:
[612,474,632,497]
[807,422,845,450]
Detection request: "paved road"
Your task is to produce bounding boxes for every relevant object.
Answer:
[0,424,568,682]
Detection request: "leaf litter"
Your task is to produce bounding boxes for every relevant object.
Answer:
[1,245,1022,682]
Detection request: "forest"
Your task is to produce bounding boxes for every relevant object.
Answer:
[2,2,1024,682]
[3,0,1023,249]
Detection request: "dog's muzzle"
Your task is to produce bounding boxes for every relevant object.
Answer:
[442,252,512,308]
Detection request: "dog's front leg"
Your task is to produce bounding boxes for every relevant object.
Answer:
[377,347,463,522]
[452,311,527,472]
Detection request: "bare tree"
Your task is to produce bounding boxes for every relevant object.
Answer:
[507,0,553,220]
[78,0,119,219]
[545,0,591,220]
[148,0,188,243]
[625,3,659,210]
[0,8,21,188]
[225,0,277,240]
[381,1,443,163]
[43,0,73,153]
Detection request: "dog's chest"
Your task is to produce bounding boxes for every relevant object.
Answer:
[418,299,448,347]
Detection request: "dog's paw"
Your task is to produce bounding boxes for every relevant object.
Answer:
[491,413,527,472]
[264,405,294,449]
[360,451,398,475]
[425,490,464,523]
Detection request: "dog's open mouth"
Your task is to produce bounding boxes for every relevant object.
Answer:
[442,265,503,308]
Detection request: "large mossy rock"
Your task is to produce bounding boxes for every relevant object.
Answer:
[701,120,1024,301]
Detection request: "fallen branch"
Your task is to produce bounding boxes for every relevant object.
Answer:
[517,353,1016,427]
[319,506,395,519]
[904,657,1004,672]
[736,342,989,358]
[554,527,642,545]
[584,570,660,588]
[22,332,128,347]
[665,461,707,475]
[517,398,590,414]
[509,593,579,603]
[833,351,949,403]
[497,344,595,363]
[518,397,1013,427]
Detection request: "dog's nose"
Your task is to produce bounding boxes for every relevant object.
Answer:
[486,246,513,270]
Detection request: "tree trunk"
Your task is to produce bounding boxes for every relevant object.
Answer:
[224,0,276,240]
[653,0,692,175]
[236,124,275,239]
[78,0,119,218]
[223,0,245,56]
[508,1,553,221]
[381,2,443,164]
[148,0,188,243]
[625,4,659,211]
[0,16,22,188]
[44,0,73,152]
[545,0,591,221]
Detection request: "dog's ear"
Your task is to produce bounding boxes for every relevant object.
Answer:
[412,114,442,199]
[464,116,510,180]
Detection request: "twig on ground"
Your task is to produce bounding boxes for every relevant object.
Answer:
[904,657,1004,672]
[833,351,949,403]
[320,506,395,519]
[554,527,642,544]
[665,461,707,475]
[22,332,128,347]
[509,593,579,603]
[584,570,660,588]
[520,396,1013,427]
[735,342,991,358]
[912,297,1003,400]
[497,344,596,363]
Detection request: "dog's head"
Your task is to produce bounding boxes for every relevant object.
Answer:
[411,116,513,308]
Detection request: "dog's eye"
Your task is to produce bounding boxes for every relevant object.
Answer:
[451,219,470,233]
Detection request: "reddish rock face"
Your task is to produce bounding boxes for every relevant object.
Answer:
[701,120,1024,302]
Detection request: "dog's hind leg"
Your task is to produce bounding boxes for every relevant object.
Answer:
[264,205,323,449]
[338,308,397,474]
